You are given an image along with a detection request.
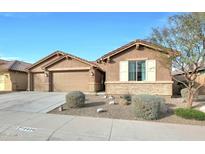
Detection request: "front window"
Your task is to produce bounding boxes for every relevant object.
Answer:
[128,61,136,81]
[128,61,146,81]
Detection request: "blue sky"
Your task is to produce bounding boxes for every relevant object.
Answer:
[0,12,178,63]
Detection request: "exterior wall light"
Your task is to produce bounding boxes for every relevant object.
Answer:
[44,71,49,77]
[90,72,94,76]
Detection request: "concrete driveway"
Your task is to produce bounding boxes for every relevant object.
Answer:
[0,92,66,113]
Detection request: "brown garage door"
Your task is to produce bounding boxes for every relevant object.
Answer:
[52,70,89,92]
[33,73,48,91]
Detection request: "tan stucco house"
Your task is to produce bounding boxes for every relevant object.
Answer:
[28,39,174,98]
[0,59,31,91]
[97,40,174,98]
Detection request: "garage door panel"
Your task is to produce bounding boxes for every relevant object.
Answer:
[33,73,48,91]
[52,71,89,92]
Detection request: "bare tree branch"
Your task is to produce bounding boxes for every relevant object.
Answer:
[172,75,188,88]
[149,13,205,108]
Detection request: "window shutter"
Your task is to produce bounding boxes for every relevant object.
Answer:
[120,61,128,81]
[146,60,156,81]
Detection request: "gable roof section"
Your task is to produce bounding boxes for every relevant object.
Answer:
[0,59,31,72]
[97,39,177,61]
[61,52,100,68]
[28,50,102,71]
[42,54,96,69]
[27,51,65,70]
[42,55,67,69]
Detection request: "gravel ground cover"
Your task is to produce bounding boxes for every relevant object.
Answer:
[49,95,205,126]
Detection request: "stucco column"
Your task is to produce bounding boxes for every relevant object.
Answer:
[88,67,96,92]
[48,71,52,92]
[27,72,32,91]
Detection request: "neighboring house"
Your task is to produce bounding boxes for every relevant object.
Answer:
[96,40,174,98]
[172,68,205,95]
[28,39,174,98]
[0,59,31,91]
[27,52,105,92]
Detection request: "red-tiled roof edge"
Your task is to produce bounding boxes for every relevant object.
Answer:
[9,60,32,72]
[0,59,31,72]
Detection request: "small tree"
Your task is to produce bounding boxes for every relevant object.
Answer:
[149,13,205,108]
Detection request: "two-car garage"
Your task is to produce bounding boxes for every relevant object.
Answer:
[52,70,89,92]
[29,51,104,92]
[33,70,89,92]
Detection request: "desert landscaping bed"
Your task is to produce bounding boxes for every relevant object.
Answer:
[49,95,205,126]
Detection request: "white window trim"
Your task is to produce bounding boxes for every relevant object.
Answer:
[146,59,156,81]
[128,60,146,81]
[119,61,128,81]
[120,59,157,82]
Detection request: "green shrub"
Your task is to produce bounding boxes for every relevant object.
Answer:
[158,97,169,114]
[121,94,132,101]
[180,88,198,100]
[65,91,85,108]
[132,94,165,120]
[175,108,205,121]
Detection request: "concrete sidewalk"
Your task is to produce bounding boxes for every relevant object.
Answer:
[0,110,205,141]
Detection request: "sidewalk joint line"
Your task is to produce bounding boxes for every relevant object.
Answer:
[47,116,76,141]
[108,119,113,141]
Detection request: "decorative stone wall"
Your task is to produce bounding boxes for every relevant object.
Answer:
[105,81,173,97]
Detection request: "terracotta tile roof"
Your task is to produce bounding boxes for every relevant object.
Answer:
[0,60,14,72]
[0,59,31,72]
[10,60,31,72]
[97,39,176,61]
